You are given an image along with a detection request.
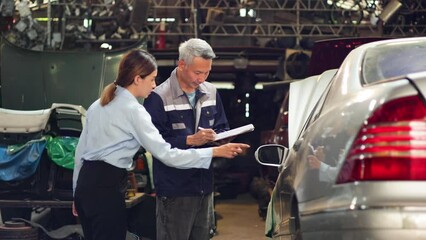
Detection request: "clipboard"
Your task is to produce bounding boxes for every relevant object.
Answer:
[215,124,255,141]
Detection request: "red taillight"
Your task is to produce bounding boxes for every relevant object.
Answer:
[336,95,426,183]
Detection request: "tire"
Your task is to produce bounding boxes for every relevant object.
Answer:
[0,221,38,240]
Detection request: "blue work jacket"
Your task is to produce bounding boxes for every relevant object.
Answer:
[143,68,229,197]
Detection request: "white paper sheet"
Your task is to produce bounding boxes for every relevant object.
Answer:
[215,124,255,141]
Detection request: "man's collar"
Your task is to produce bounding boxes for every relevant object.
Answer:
[170,68,186,98]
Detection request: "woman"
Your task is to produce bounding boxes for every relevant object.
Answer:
[72,49,249,240]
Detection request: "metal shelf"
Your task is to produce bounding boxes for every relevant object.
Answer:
[143,0,426,44]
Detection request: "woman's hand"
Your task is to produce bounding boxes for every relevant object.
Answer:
[314,146,325,162]
[72,201,78,217]
[213,143,250,158]
[307,155,322,169]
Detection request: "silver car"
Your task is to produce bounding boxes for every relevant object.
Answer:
[255,37,426,240]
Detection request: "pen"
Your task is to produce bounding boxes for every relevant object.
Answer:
[198,127,217,132]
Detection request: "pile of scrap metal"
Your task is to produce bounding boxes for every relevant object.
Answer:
[0,0,14,32]
[0,0,14,17]
[63,0,143,42]
[2,0,149,51]
[3,0,46,51]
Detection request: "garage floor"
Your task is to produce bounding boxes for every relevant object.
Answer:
[213,193,268,240]
[0,193,268,240]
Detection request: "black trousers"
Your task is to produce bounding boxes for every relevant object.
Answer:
[74,161,128,240]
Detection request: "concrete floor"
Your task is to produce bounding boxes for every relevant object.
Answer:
[0,193,269,240]
[213,193,268,240]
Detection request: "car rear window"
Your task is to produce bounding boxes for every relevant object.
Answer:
[363,40,426,84]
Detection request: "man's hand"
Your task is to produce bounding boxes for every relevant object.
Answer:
[187,128,216,146]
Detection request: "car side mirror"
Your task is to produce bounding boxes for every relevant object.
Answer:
[254,144,289,167]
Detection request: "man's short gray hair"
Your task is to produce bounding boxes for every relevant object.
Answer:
[178,38,216,64]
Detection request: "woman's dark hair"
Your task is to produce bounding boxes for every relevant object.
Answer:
[100,49,157,106]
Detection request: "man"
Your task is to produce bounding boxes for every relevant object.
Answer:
[144,38,229,240]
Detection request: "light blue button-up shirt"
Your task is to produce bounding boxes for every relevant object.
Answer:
[73,86,213,193]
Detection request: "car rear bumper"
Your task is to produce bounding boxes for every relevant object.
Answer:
[301,207,426,240]
[303,229,426,240]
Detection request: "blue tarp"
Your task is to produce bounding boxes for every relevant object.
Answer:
[0,141,47,181]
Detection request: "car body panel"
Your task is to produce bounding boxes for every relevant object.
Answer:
[408,71,426,100]
[261,37,426,240]
[294,79,416,202]
[288,69,337,148]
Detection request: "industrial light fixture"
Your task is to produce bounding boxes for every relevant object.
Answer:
[100,43,112,50]
[239,0,256,17]
[239,8,255,17]
[378,0,402,24]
